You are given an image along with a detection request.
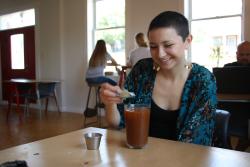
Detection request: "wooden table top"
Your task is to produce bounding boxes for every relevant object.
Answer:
[0,127,249,167]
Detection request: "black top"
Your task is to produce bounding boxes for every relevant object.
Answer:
[149,99,179,140]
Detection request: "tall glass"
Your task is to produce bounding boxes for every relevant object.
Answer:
[124,104,150,149]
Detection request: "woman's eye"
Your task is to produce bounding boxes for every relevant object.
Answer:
[164,44,173,48]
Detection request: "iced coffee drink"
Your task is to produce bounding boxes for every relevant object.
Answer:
[124,104,150,148]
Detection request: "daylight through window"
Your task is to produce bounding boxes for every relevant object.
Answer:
[0,9,35,30]
[94,0,125,65]
[188,0,242,70]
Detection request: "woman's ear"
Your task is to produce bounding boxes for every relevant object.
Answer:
[184,34,193,49]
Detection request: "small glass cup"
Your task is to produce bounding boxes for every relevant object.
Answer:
[124,104,150,149]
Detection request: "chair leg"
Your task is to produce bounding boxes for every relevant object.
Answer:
[95,86,101,128]
[14,90,23,121]
[83,116,87,128]
[84,86,92,127]
[26,102,30,117]
[37,99,42,118]
[7,97,13,121]
[24,98,28,117]
[53,91,60,113]
[97,108,101,128]
[45,98,49,115]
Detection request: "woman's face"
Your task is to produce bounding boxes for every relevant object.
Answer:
[148,27,191,70]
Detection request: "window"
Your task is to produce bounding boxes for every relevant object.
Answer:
[11,34,25,69]
[226,35,238,55]
[187,0,242,70]
[92,0,125,65]
[0,9,35,30]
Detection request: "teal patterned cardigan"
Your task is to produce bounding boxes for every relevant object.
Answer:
[117,58,217,146]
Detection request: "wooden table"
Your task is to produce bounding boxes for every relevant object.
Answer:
[0,127,249,167]
[4,79,60,120]
[217,93,250,102]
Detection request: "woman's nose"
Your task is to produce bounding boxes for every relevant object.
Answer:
[157,46,166,58]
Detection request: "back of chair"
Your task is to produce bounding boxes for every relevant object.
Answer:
[38,82,56,97]
[213,109,231,149]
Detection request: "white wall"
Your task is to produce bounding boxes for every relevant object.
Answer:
[37,0,63,110]
[244,0,250,41]
[60,0,87,112]
[0,0,250,113]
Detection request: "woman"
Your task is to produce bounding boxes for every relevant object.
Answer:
[99,11,217,146]
[86,39,118,86]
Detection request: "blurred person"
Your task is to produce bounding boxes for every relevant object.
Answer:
[224,41,250,67]
[127,32,151,67]
[86,40,118,86]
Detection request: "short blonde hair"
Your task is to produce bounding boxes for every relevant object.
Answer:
[135,32,148,47]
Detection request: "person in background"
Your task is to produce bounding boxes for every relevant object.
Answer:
[86,39,118,86]
[127,32,151,67]
[99,11,217,146]
[224,41,250,67]
[223,40,250,151]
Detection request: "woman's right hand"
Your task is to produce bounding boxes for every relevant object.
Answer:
[99,83,123,105]
[100,83,122,128]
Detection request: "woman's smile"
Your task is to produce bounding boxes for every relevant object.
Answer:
[159,57,171,65]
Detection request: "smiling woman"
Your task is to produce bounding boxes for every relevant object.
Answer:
[99,11,217,146]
